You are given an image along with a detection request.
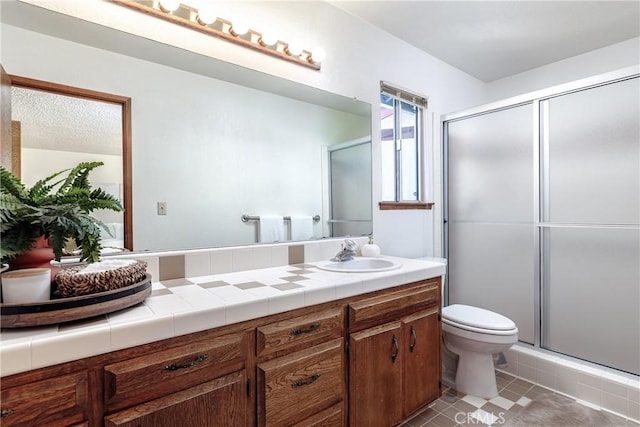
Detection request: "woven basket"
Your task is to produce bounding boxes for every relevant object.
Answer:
[55,260,148,297]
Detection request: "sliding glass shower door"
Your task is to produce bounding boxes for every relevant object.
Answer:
[541,77,640,375]
[445,73,640,374]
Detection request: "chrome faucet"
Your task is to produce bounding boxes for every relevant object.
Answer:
[331,239,357,262]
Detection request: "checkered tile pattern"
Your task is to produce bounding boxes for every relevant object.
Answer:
[401,372,638,427]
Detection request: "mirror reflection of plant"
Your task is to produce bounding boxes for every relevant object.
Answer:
[0,161,123,264]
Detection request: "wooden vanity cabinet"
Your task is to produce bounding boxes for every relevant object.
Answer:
[348,280,441,427]
[1,276,442,427]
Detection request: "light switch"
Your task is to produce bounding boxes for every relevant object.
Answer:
[157,202,167,215]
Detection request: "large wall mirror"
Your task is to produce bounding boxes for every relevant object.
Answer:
[1,1,372,253]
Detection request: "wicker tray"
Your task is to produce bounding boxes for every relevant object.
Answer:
[0,274,152,328]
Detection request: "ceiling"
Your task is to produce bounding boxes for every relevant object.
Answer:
[331,1,640,82]
[12,86,122,156]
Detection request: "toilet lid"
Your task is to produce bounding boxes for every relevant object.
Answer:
[442,304,516,331]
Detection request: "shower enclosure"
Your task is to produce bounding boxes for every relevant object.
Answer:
[443,69,639,375]
[327,138,373,238]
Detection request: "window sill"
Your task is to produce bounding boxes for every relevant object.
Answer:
[379,202,434,210]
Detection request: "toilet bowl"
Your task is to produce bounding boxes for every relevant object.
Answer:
[442,304,518,399]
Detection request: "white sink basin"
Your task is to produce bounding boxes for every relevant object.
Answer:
[317,258,402,273]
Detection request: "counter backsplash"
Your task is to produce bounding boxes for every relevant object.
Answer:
[113,237,370,281]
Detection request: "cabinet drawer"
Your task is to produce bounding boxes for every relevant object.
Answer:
[349,280,439,327]
[0,370,88,426]
[258,338,344,426]
[293,402,343,427]
[104,331,248,411]
[257,306,343,357]
[105,370,247,427]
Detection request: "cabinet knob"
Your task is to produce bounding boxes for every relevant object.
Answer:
[1,409,14,418]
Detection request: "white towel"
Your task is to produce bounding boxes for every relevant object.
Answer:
[290,216,314,241]
[259,216,285,243]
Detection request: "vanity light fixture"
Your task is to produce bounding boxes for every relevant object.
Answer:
[158,0,180,13]
[111,0,325,70]
[195,5,217,26]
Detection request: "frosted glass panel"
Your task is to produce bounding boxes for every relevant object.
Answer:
[448,223,535,343]
[542,228,640,375]
[447,103,535,344]
[448,104,533,223]
[547,77,640,224]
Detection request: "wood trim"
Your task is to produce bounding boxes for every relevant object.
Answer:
[378,202,434,210]
[9,75,134,251]
[9,75,130,104]
[122,98,133,250]
[0,66,12,171]
[11,121,21,178]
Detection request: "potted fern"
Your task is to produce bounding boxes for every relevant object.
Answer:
[0,161,123,269]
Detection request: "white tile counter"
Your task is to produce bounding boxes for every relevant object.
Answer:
[0,256,446,377]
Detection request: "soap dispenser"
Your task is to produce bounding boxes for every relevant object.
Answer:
[361,235,381,257]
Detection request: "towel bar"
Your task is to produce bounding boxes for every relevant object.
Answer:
[241,214,321,223]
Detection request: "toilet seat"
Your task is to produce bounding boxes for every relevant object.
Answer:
[442,304,517,336]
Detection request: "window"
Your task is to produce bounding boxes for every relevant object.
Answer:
[380,82,428,209]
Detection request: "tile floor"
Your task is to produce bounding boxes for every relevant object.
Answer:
[402,372,638,427]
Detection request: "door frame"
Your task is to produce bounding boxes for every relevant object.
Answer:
[9,75,134,251]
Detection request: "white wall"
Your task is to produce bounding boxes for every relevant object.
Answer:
[21,148,123,225]
[4,0,488,258]
[484,37,640,102]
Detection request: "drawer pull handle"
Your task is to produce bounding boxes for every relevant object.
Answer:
[391,334,399,363]
[409,326,417,352]
[163,354,209,372]
[291,323,321,336]
[291,373,321,388]
[1,409,14,418]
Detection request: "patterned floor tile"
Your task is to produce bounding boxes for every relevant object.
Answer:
[400,375,638,427]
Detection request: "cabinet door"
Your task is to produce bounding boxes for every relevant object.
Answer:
[349,321,402,427]
[0,370,89,427]
[402,307,441,417]
[104,370,247,427]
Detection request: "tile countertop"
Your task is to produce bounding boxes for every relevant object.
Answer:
[0,256,446,377]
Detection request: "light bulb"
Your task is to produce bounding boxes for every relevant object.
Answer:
[196,6,217,25]
[310,46,326,63]
[259,30,278,47]
[285,41,303,57]
[159,0,180,12]
[229,18,249,36]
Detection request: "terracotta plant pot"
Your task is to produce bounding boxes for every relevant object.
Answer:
[8,236,60,283]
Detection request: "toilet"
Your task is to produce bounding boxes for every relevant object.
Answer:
[441,304,518,399]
